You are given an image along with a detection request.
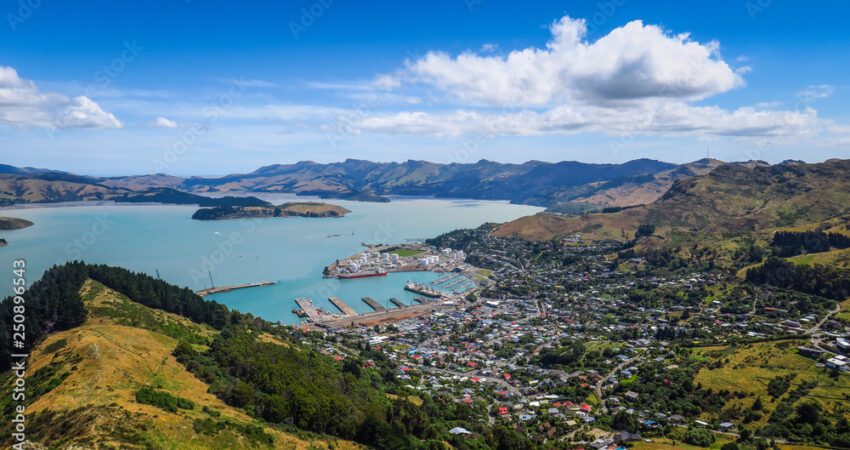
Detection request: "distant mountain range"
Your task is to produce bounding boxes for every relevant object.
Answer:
[0,158,739,210]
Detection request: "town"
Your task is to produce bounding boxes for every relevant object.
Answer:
[296,224,850,448]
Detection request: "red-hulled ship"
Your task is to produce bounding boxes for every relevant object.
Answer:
[337,270,388,279]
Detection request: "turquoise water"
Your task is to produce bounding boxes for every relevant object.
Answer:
[0,195,541,323]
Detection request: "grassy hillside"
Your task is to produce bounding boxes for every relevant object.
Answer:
[693,340,850,433]
[496,159,850,242]
[0,279,357,449]
[493,207,646,241]
[0,174,124,205]
[572,158,725,208]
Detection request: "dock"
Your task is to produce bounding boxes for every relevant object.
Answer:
[389,297,405,308]
[196,281,274,297]
[411,297,426,304]
[295,298,322,321]
[361,297,386,312]
[329,296,357,316]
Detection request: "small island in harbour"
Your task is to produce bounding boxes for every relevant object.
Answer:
[191,202,351,220]
[0,216,34,230]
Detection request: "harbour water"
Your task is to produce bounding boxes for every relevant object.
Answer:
[0,195,542,323]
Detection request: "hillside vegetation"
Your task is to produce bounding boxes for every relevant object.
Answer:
[495,159,850,243]
[0,279,355,449]
[0,216,33,230]
[191,202,351,220]
[0,263,501,449]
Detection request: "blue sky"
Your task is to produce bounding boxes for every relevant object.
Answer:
[1,0,849,175]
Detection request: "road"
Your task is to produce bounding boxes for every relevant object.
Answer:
[806,304,841,335]
[595,352,644,413]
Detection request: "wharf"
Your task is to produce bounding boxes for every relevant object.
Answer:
[389,297,405,308]
[361,296,386,312]
[295,298,322,321]
[196,281,273,297]
[328,296,357,316]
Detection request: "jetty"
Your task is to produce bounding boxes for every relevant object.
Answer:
[389,297,405,308]
[294,298,322,321]
[328,296,357,316]
[196,281,274,297]
[411,297,426,304]
[361,296,386,312]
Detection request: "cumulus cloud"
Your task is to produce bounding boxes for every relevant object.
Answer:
[153,116,179,128]
[0,65,122,129]
[401,16,744,107]
[325,15,839,144]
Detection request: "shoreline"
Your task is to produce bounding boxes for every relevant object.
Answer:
[0,200,200,212]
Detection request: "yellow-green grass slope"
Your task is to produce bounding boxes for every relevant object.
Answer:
[692,340,850,430]
[494,160,850,247]
[0,279,360,450]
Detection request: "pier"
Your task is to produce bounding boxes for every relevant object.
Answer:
[196,281,274,297]
[295,298,322,321]
[411,297,426,304]
[328,296,357,316]
[361,296,386,312]
[389,297,405,308]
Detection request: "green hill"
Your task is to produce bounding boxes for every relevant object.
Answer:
[495,159,850,240]
[0,279,358,449]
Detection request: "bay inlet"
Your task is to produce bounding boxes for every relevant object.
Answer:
[0,195,542,324]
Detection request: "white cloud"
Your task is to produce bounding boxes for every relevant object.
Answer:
[350,102,819,139]
[798,84,834,102]
[153,116,179,128]
[480,43,499,53]
[324,15,839,144]
[226,78,277,88]
[372,74,401,90]
[0,66,121,129]
[399,16,744,107]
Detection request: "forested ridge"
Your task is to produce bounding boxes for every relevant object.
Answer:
[746,258,850,301]
[771,230,850,257]
[0,262,255,371]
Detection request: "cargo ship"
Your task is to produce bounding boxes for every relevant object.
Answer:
[404,281,442,298]
[338,270,388,279]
